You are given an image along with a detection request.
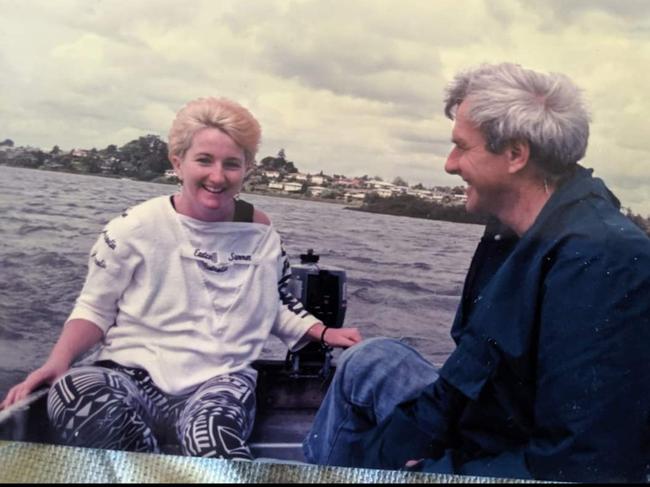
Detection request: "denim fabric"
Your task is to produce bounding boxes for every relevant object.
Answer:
[303,337,438,464]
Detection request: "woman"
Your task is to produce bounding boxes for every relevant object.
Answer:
[1,97,361,460]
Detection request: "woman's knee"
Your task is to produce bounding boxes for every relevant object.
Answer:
[48,366,116,412]
[178,397,253,459]
[46,365,158,451]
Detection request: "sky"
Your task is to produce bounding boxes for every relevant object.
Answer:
[1,0,649,214]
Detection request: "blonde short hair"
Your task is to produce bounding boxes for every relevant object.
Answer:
[168,97,261,166]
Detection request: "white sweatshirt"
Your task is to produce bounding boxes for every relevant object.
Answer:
[68,195,317,395]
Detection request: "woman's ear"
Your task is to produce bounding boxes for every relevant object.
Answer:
[244,162,255,181]
[170,155,182,177]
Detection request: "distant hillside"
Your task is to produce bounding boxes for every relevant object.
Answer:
[626,210,650,237]
[350,193,489,226]
[2,138,649,237]
[353,193,650,236]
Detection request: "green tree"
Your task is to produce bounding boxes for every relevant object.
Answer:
[358,193,488,225]
[259,154,298,174]
[104,144,118,155]
[392,176,408,187]
[119,135,169,181]
[625,209,650,237]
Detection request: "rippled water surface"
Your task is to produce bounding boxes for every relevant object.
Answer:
[0,166,484,398]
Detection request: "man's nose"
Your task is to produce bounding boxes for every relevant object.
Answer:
[444,153,459,175]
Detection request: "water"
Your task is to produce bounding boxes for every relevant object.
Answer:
[0,165,483,399]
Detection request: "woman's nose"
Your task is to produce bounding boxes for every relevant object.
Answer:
[208,164,226,184]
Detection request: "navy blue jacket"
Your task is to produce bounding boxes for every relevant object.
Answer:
[352,167,650,482]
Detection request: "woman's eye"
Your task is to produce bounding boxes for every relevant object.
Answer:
[224,160,243,169]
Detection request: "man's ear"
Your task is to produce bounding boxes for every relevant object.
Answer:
[506,139,530,174]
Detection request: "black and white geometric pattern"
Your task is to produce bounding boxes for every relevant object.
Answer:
[177,373,256,459]
[46,363,256,459]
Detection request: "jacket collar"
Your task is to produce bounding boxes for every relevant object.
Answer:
[517,165,620,239]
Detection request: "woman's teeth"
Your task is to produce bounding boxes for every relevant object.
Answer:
[203,186,225,194]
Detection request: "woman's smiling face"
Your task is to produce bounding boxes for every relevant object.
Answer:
[172,127,248,222]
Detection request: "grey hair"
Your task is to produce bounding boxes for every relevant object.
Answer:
[444,63,590,177]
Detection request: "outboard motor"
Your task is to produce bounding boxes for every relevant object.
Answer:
[286,249,347,378]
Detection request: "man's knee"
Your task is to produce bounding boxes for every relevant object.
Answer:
[337,337,413,375]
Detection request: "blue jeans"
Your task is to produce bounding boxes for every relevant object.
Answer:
[303,337,439,465]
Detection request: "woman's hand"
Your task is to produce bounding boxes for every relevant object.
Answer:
[0,359,69,410]
[322,327,362,348]
[0,318,104,410]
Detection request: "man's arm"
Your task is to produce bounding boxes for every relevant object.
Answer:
[523,242,650,482]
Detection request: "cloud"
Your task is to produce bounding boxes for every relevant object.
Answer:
[529,0,650,22]
[1,0,649,212]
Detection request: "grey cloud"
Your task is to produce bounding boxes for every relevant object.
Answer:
[523,0,650,23]
[241,1,448,112]
[393,132,450,157]
[261,43,442,117]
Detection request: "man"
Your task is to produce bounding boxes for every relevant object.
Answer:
[303,63,650,482]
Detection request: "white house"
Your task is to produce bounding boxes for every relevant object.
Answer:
[368,180,397,190]
[375,188,396,198]
[408,189,434,200]
[308,186,328,196]
[453,193,468,203]
[345,191,367,201]
[283,182,303,193]
[310,175,327,185]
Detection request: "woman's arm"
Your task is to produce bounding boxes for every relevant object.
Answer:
[1,319,103,409]
[305,322,362,348]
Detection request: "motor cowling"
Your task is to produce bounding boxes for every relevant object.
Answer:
[286,249,347,377]
[289,249,347,330]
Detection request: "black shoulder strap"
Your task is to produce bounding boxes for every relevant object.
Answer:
[233,199,254,222]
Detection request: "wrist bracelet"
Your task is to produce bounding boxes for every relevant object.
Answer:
[320,326,329,347]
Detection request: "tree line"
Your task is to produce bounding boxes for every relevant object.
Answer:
[0,135,169,182]
[352,192,489,225]
[1,137,649,236]
[356,192,650,236]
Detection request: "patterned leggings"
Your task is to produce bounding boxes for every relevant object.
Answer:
[46,361,256,459]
